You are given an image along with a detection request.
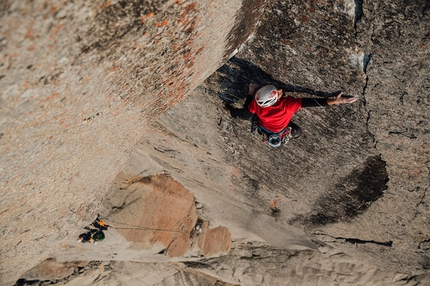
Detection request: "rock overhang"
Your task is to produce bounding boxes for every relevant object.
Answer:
[0,0,263,284]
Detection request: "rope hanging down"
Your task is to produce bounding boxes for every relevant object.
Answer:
[100,218,186,234]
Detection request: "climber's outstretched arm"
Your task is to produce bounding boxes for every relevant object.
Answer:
[301,92,357,107]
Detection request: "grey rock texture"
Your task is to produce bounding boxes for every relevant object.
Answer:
[0,0,259,284]
[14,92,429,284]
[1,0,430,285]
[15,246,430,285]
[203,0,430,275]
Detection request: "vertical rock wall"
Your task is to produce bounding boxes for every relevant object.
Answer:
[204,0,430,274]
[2,0,429,284]
[138,0,429,278]
[0,0,262,284]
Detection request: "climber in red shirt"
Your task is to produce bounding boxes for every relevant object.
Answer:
[223,83,357,147]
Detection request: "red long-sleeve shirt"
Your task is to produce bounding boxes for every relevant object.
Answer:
[228,96,328,133]
[247,97,303,132]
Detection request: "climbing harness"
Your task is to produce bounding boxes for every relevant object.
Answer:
[251,117,293,147]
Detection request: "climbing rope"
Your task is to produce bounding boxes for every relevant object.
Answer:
[100,218,186,234]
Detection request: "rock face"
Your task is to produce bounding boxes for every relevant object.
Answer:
[1,0,430,285]
[103,173,232,258]
[0,0,259,284]
[107,174,200,257]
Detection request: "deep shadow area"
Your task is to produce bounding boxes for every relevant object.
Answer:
[291,155,389,227]
[205,57,343,104]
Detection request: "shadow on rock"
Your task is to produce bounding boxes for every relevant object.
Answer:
[291,155,389,227]
[204,57,342,103]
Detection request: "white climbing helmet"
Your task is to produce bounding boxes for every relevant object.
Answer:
[254,85,278,107]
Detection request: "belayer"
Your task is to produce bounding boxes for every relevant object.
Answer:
[77,215,109,244]
[92,215,109,231]
[222,83,358,147]
[77,230,105,245]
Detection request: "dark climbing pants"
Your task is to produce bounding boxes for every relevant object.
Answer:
[288,121,302,139]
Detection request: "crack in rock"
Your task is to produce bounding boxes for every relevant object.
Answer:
[314,231,392,247]
[354,0,364,27]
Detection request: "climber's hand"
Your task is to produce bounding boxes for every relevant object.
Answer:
[328,92,358,105]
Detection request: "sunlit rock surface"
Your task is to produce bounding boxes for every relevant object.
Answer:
[2,0,430,285]
[0,0,259,284]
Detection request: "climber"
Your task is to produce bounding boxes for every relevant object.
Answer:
[91,215,109,231]
[222,83,358,147]
[91,231,105,245]
[77,229,105,244]
[77,215,109,244]
[77,230,95,243]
